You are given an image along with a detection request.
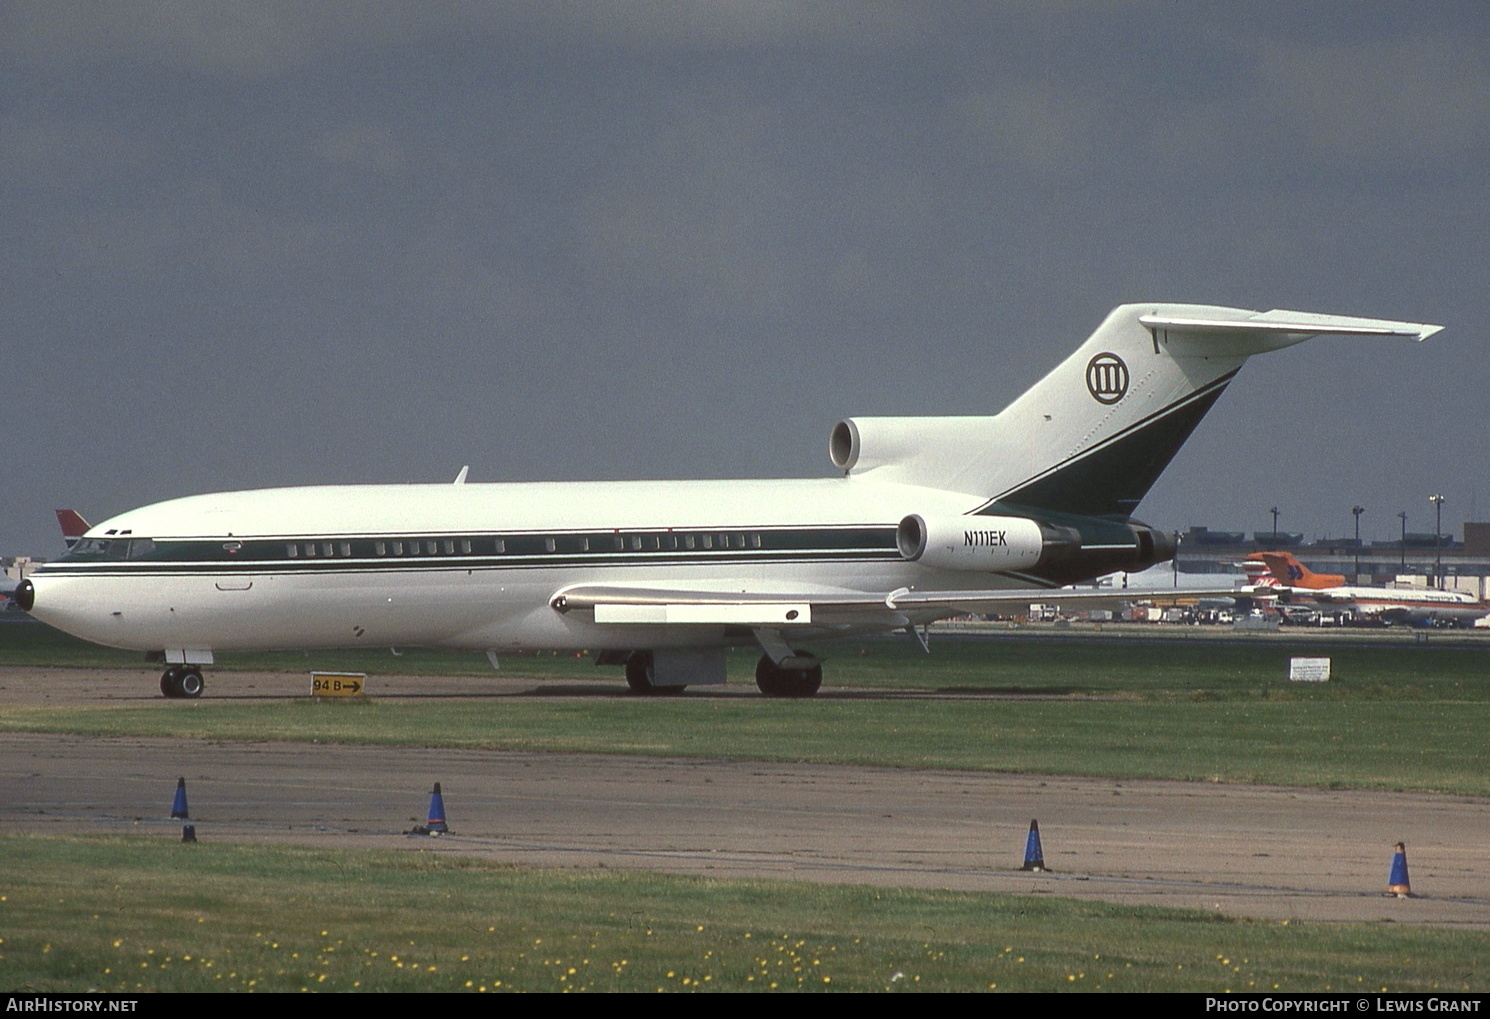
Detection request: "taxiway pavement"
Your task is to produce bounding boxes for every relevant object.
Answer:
[3,668,1487,927]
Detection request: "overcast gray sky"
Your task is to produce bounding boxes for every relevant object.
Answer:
[4,1,1487,556]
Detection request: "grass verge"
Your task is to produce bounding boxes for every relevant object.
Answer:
[4,624,1490,793]
[4,697,1488,794]
[1,835,1484,993]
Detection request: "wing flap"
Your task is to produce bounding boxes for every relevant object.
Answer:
[594,602,812,625]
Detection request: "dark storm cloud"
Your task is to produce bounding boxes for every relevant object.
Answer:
[3,2,1487,555]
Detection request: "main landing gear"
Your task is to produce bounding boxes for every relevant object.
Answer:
[754,651,822,698]
[613,646,822,697]
[160,666,205,699]
[624,651,686,696]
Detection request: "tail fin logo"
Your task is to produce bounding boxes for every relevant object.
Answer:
[1085,352,1129,405]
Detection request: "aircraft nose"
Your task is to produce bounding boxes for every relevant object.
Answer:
[14,579,34,612]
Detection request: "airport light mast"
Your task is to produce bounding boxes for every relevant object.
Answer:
[1269,506,1280,545]
[1429,494,1446,589]
[1398,510,1407,570]
[1352,506,1365,580]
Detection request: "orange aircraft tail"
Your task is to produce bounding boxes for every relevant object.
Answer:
[1249,551,1345,590]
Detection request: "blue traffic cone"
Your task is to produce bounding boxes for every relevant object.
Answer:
[1387,842,1411,898]
[425,782,449,834]
[170,777,189,819]
[1021,819,1046,872]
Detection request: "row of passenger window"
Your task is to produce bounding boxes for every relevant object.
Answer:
[61,529,894,565]
[285,532,767,559]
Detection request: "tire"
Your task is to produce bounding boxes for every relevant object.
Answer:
[755,652,823,698]
[160,668,184,699]
[178,668,205,699]
[624,651,686,696]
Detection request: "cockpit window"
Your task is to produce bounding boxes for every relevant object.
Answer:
[60,538,152,562]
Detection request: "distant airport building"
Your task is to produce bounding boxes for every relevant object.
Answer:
[2,557,44,583]
[1175,523,1490,599]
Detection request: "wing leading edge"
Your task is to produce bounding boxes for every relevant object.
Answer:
[550,582,1248,625]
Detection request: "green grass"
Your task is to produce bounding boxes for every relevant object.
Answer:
[5,697,1488,794]
[8,620,1490,696]
[0,621,513,676]
[2,835,1484,993]
[5,623,1490,793]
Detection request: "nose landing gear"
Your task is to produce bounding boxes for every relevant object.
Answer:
[160,666,205,699]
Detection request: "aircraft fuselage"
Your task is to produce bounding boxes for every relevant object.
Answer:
[24,476,1062,654]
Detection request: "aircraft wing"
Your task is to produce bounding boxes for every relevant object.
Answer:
[1271,587,1352,606]
[550,583,1249,625]
[880,585,1247,615]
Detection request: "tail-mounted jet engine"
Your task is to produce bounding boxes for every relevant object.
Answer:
[896,513,1174,584]
[896,514,1073,572]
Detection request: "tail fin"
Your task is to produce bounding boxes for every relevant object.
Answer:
[1240,558,1279,589]
[1252,551,1345,590]
[831,304,1440,517]
[55,509,91,549]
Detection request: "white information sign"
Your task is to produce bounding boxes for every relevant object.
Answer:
[1288,657,1331,683]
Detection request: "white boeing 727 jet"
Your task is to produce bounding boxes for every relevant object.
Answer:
[19,304,1440,698]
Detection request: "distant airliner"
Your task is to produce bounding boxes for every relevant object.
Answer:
[18,304,1440,698]
[55,509,91,550]
[1252,551,1487,627]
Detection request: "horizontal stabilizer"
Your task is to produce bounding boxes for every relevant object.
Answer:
[1140,310,1442,357]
